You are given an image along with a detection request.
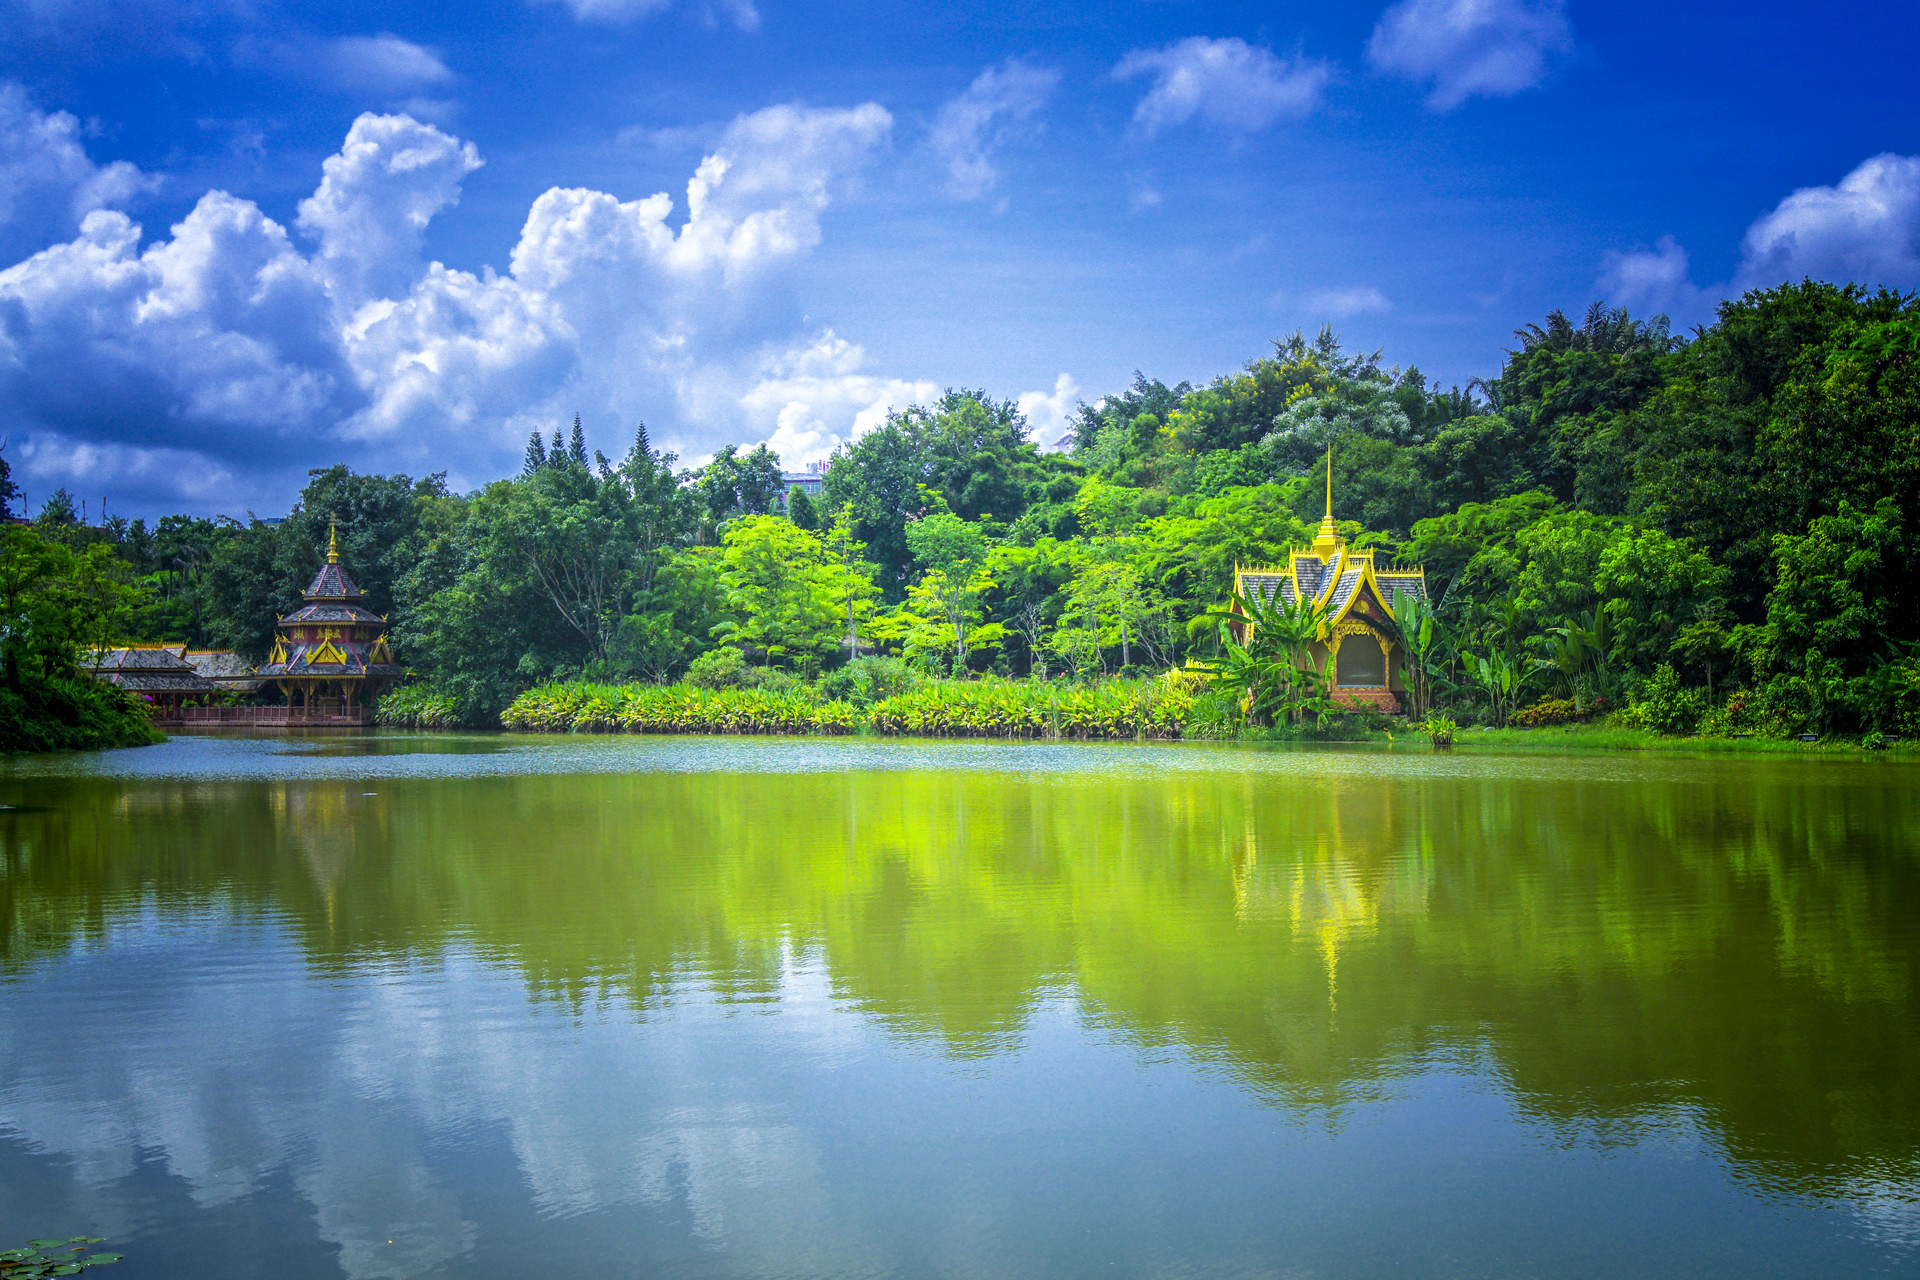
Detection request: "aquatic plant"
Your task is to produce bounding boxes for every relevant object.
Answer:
[1,1239,122,1278]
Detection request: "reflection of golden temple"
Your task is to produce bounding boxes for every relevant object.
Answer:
[1231,446,1428,712]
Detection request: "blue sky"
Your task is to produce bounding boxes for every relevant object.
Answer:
[1,0,1916,519]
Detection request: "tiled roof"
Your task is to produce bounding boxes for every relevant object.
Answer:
[284,603,383,623]
[88,647,193,671]
[302,561,362,599]
[1238,571,1287,606]
[1376,573,1427,604]
[1326,567,1364,617]
[1292,554,1326,598]
[258,637,400,677]
[102,671,218,693]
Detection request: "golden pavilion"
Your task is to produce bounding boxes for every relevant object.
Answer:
[255,524,402,715]
[1230,454,1427,712]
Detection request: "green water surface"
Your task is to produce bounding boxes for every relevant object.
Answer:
[1,734,1917,1279]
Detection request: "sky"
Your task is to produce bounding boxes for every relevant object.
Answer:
[0,0,1916,521]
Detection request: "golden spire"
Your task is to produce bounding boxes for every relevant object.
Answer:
[326,520,340,564]
[1312,442,1341,557]
[1325,442,1333,522]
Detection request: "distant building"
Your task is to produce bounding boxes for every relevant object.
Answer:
[777,460,830,513]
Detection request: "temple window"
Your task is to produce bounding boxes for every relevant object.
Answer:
[1337,638,1386,687]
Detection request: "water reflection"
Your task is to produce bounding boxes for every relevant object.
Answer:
[2,739,1918,1278]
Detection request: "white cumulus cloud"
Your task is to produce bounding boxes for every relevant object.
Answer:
[297,113,483,303]
[1596,153,1920,318]
[1598,236,1704,314]
[1367,0,1572,110]
[1113,37,1331,135]
[0,82,152,265]
[732,331,938,466]
[0,102,899,512]
[928,60,1059,201]
[1017,373,1080,450]
[1736,153,1920,290]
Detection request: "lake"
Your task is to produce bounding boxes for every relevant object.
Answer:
[2,733,1918,1279]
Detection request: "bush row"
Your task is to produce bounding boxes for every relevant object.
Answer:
[373,684,469,730]
[499,677,1194,739]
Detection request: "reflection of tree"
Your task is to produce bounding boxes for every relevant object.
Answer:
[3,754,1918,1199]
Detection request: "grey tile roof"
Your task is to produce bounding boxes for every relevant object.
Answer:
[89,646,191,670]
[1376,573,1427,604]
[285,603,384,623]
[302,561,363,599]
[1326,567,1364,617]
[102,671,219,693]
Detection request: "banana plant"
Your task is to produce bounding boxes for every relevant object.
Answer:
[1469,648,1529,727]
[1203,589,1330,725]
[1386,587,1450,719]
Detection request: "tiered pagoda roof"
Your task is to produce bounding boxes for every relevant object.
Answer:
[255,524,403,682]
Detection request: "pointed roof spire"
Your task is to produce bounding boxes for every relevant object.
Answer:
[1312,441,1342,556]
[304,520,363,599]
[327,520,340,564]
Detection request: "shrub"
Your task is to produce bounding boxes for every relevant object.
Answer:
[1510,698,1580,728]
[740,666,801,693]
[1183,688,1240,739]
[374,684,467,729]
[685,647,749,689]
[818,656,920,707]
[1638,663,1706,735]
[0,675,161,753]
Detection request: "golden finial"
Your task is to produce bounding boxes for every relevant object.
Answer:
[1312,442,1341,557]
[1324,443,1333,521]
[327,520,340,564]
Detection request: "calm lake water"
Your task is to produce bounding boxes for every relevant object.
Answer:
[3,733,1918,1279]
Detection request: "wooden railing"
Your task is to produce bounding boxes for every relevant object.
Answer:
[166,705,370,727]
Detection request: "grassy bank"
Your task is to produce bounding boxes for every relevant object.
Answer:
[0,674,163,753]
[1447,723,1917,756]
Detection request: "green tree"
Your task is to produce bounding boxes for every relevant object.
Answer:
[0,441,17,519]
[905,513,992,674]
[822,507,879,660]
[1483,302,1676,507]
[696,443,784,526]
[1754,498,1911,682]
[788,486,820,530]
[713,516,869,674]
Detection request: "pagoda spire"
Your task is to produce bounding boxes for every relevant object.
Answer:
[327,521,340,564]
[1312,442,1341,556]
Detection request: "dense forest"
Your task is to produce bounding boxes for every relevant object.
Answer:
[5,279,1917,742]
